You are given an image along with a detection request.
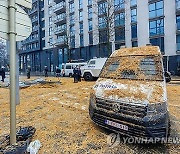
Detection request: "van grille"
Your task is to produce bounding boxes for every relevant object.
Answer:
[96,98,147,118]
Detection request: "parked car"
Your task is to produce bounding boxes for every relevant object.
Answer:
[89,46,170,140]
[61,62,87,77]
[81,57,107,81]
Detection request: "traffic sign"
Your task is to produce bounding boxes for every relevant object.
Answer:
[0,1,32,41]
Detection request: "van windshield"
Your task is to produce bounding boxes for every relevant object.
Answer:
[100,55,163,81]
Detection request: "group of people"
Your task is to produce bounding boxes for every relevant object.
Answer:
[73,66,81,83]
[0,66,5,82]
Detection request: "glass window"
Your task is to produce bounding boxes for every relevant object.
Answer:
[79,11,83,21]
[88,7,92,19]
[70,14,75,25]
[130,0,137,6]
[132,41,138,47]
[131,24,137,39]
[150,37,164,52]
[131,8,137,23]
[177,16,180,30]
[176,0,180,9]
[99,17,107,29]
[88,20,93,31]
[149,19,164,36]
[88,0,92,6]
[114,12,125,26]
[108,61,120,72]
[115,27,125,41]
[69,3,75,13]
[149,1,164,18]
[89,33,93,44]
[79,23,83,34]
[176,35,180,50]
[89,60,96,65]
[80,35,84,46]
[79,0,83,9]
[98,2,107,15]
[114,0,124,11]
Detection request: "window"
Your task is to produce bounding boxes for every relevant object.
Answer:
[88,7,92,19]
[88,20,93,31]
[149,1,164,18]
[99,17,107,29]
[176,0,180,9]
[79,0,83,9]
[132,41,138,47]
[114,0,124,10]
[131,8,137,23]
[108,61,120,72]
[49,7,53,14]
[49,17,52,25]
[177,16,180,30]
[79,23,83,34]
[114,12,125,26]
[70,25,75,36]
[66,65,71,69]
[89,33,93,44]
[49,27,53,36]
[149,19,164,36]
[98,2,107,15]
[131,24,137,39]
[89,60,96,65]
[49,38,53,45]
[176,35,180,51]
[69,2,75,13]
[115,28,125,41]
[80,35,84,47]
[130,0,137,6]
[88,0,92,6]
[99,30,108,43]
[70,14,75,25]
[150,37,164,52]
[79,11,83,21]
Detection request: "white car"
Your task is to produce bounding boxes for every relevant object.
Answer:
[62,62,87,77]
[81,58,107,81]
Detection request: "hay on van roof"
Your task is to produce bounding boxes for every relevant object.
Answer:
[111,46,161,57]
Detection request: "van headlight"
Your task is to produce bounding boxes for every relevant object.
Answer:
[147,102,167,115]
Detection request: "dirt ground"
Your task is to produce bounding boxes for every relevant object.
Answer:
[0,77,180,153]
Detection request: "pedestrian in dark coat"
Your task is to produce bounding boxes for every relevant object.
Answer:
[78,66,81,82]
[27,66,31,79]
[73,66,79,83]
[1,66,5,82]
[44,66,48,77]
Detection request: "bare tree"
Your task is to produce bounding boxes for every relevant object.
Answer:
[93,0,127,56]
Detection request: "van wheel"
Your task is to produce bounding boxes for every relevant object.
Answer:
[84,72,93,81]
[69,73,73,77]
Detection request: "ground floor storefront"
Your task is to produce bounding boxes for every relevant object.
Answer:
[19,45,180,75]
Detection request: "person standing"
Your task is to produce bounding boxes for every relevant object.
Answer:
[78,66,81,82]
[1,66,5,82]
[44,66,48,77]
[26,66,31,79]
[73,66,78,83]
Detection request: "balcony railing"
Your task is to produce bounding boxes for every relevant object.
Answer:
[54,28,66,34]
[53,2,66,13]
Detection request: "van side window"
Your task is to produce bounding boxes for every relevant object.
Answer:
[108,61,120,72]
[89,60,96,65]
[140,58,156,75]
[66,65,71,69]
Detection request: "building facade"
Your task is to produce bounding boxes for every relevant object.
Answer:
[19,0,180,75]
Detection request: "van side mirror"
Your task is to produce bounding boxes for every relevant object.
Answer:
[164,71,171,83]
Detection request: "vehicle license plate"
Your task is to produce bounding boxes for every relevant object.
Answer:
[105,120,128,131]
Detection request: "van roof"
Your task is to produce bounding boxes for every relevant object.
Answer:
[111,46,161,57]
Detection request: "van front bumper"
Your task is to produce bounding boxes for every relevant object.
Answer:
[89,101,169,139]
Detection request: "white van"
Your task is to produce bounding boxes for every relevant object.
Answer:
[81,58,107,81]
[89,46,170,140]
[62,62,87,77]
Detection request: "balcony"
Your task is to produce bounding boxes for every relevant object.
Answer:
[53,2,66,14]
[54,16,66,24]
[56,39,66,46]
[54,28,66,35]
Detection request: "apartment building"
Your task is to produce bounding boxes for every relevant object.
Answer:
[19,0,180,75]
[18,0,45,72]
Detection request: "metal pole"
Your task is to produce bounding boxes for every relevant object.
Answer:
[9,0,17,144]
